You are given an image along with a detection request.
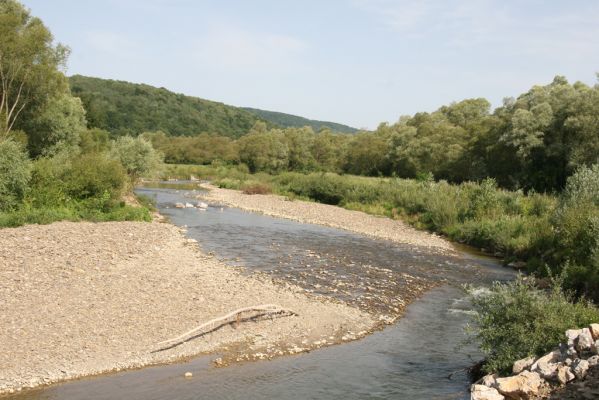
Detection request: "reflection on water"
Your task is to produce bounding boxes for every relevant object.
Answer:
[8,186,514,400]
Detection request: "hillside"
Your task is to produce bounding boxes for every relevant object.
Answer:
[69,75,356,137]
[242,107,357,133]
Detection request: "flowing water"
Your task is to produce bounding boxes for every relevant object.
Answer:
[11,185,514,400]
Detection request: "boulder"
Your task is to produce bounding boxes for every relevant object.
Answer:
[593,340,599,355]
[587,355,599,367]
[481,374,498,388]
[530,350,561,371]
[472,384,505,400]
[557,364,575,385]
[566,329,583,346]
[571,358,589,380]
[175,202,185,208]
[534,360,558,380]
[513,356,536,374]
[575,328,594,354]
[496,370,543,400]
[589,323,599,341]
[184,202,194,208]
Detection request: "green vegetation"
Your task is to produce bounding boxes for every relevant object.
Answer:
[69,75,264,138]
[468,276,599,375]
[0,0,158,228]
[242,107,357,133]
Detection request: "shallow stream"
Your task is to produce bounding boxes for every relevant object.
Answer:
[11,185,514,400]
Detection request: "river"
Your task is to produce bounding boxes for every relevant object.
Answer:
[10,184,514,400]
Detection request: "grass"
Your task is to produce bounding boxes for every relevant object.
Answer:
[0,201,151,228]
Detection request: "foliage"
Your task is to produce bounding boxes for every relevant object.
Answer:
[0,139,31,210]
[69,75,266,138]
[467,276,599,375]
[109,136,163,180]
[26,92,87,156]
[0,0,69,138]
[241,180,272,195]
[242,107,357,133]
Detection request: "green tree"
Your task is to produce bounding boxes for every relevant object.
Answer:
[110,136,163,180]
[238,124,288,173]
[26,92,87,156]
[0,138,31,210]
[0,0,69,138]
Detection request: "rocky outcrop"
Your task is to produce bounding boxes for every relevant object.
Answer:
[471,323,599,400]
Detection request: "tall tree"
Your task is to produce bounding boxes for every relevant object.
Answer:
[0,0,68,139]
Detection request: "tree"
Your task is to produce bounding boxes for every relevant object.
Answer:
[26,92,87,156]
[110,136,163,180]
[0,138,31,210]
[0,0,69,139]
[237,126,288,173]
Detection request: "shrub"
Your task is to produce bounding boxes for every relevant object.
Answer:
[110,136,163,180]
[241,180,272,195]
[467,276,599,375]
[0,139,31,211]
[64,153,127,200]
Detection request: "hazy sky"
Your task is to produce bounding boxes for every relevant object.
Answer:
[23,0,599,129]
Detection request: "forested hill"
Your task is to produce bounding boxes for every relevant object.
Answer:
[69,75,264,137]
[69,75,356,137]
[242,108,357,133]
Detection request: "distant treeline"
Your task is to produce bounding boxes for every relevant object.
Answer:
[143,75,599,193]
[69,75,358,138]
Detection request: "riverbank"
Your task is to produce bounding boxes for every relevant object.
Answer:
[199,183,456,254]
[0,221,375,395]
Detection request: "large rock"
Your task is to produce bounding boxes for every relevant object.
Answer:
[557,364,575,385]
[481,374,498,388]
[588,355,599,367]
[576,328,594,354]
[566,329,583,346]
[472,384,505,400]
[534,360,558,380]
[496,370,543,400]
[530,350,561,371]
[589,323,599,341]
[572,359,589,380]
[513,356,535,374]
[593,340,599,355]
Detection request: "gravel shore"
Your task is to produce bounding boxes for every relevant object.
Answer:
[0,221,374,395]
[200,184,456,254]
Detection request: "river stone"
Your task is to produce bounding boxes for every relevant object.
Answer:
[576,328,594,353]
[496,370,543,400]
[587,355,599,367]
[513,356,535,374]
[557,365,575,385]
[589,323,599,341]
[592,340,599,355]
[472,384,505,400]
[572,359,589,380]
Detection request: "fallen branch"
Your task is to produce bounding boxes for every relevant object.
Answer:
[156,304,297,347]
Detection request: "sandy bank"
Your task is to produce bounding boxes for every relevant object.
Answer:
[0,221,374,395]
[200,184,456,254]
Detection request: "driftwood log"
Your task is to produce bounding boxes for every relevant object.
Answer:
[156,304,297,347]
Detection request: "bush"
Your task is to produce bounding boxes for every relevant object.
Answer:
[241,180,272,195]
[64,153,127,200]
[0,139,31,211]
[467,276,599,375]
[110,136,163,180]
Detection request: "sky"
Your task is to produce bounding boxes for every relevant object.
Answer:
[22,0,599,129]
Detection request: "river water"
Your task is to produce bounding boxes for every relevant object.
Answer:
[11,185,514,400]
